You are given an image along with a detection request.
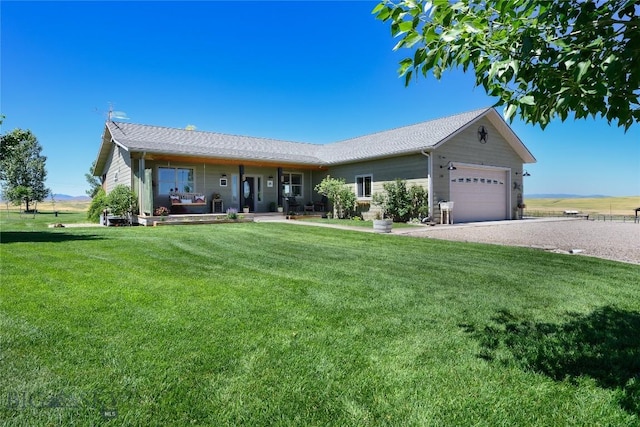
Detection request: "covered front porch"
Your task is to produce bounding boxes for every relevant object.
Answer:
[132,153,329,217]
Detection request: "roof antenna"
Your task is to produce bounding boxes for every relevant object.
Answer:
[107,102,130,122]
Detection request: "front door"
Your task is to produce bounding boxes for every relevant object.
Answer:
[243,177,255,212]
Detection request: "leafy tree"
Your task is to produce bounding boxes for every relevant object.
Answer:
[85,160,103,198]
[87,187,108,223]
[314,176,357,219]
[408,183,429,219]
[0,129,49,211]
[372,179,429,222]
[106,184,137,217]
[372,179,412,222]
[373,0,640,129]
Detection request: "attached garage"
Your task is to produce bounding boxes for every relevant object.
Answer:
[449,165,509,223]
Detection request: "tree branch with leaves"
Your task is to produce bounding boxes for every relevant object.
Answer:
[373,0,639,130]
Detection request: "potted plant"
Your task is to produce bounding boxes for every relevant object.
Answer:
[277,205,284,213]
[154,206,169,221]
[243,205,250,214]
[372,211,393,233]
[371,192,393,233]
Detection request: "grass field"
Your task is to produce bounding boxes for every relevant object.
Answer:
[1,206,639,425]
[524,196,640,216]
[1,199,92,214]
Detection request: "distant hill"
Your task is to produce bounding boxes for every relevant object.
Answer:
[525,194,609,199]
[52,194,91,201]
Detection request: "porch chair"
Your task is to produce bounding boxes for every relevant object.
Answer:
[314,195,328,212]
[286,196,300,213]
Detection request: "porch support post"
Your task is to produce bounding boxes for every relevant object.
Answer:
[139,155,146,214]
[239,164,245,209]
[277,167,283,207]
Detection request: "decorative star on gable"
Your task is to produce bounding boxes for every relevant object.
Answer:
[478,125,488,144]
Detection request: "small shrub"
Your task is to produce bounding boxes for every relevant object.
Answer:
[226,208,238,220]
[409,184,429,219]
[87,187,108,223]
[315,176,356,219]
[373,179,428,222]
[107,185,137,217]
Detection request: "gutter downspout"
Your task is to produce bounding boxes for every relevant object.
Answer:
[420,150,433,219]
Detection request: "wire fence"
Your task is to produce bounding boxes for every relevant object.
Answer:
[524,210,639,223]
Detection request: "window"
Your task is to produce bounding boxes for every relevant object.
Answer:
[158,167,194,194]
[231,174,239,203]
[282,172,303,197]
[356,175,372,198]
[257,177,263,202]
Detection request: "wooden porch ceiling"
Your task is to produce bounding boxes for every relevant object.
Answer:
[133,153,329,171]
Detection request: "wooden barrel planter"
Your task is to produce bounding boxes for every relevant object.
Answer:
[373,219,393,233]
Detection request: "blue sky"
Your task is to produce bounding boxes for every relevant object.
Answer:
[2,1,638,197]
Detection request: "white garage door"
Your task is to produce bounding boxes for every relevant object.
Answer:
[450,166,509,223]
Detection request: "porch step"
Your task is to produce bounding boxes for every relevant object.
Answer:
[135,213,255,226]
[153,218,253,226]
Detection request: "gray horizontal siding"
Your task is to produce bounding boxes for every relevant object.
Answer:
[327,153,428,184]
[104,144,132,193]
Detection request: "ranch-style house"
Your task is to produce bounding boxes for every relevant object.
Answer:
[92,107,536,224]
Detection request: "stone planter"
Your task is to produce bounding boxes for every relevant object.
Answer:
[243,207,250,214]
[373,219,393,233]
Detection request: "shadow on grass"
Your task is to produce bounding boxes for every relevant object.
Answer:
[0,231,106,244]
[461,306,640,415]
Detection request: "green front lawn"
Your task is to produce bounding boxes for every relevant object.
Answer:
[1,215,638,425]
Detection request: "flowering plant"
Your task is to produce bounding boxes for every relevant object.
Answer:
[226,208,238,220]
[154,206,170,216]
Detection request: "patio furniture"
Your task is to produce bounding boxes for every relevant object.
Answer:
[314,196,328,212]
[286,197,300,213]
[169,192,207,207]
[169,192,207,214]
[212,198,224,213]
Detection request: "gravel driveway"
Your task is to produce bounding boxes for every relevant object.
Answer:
[399,218,640,265]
